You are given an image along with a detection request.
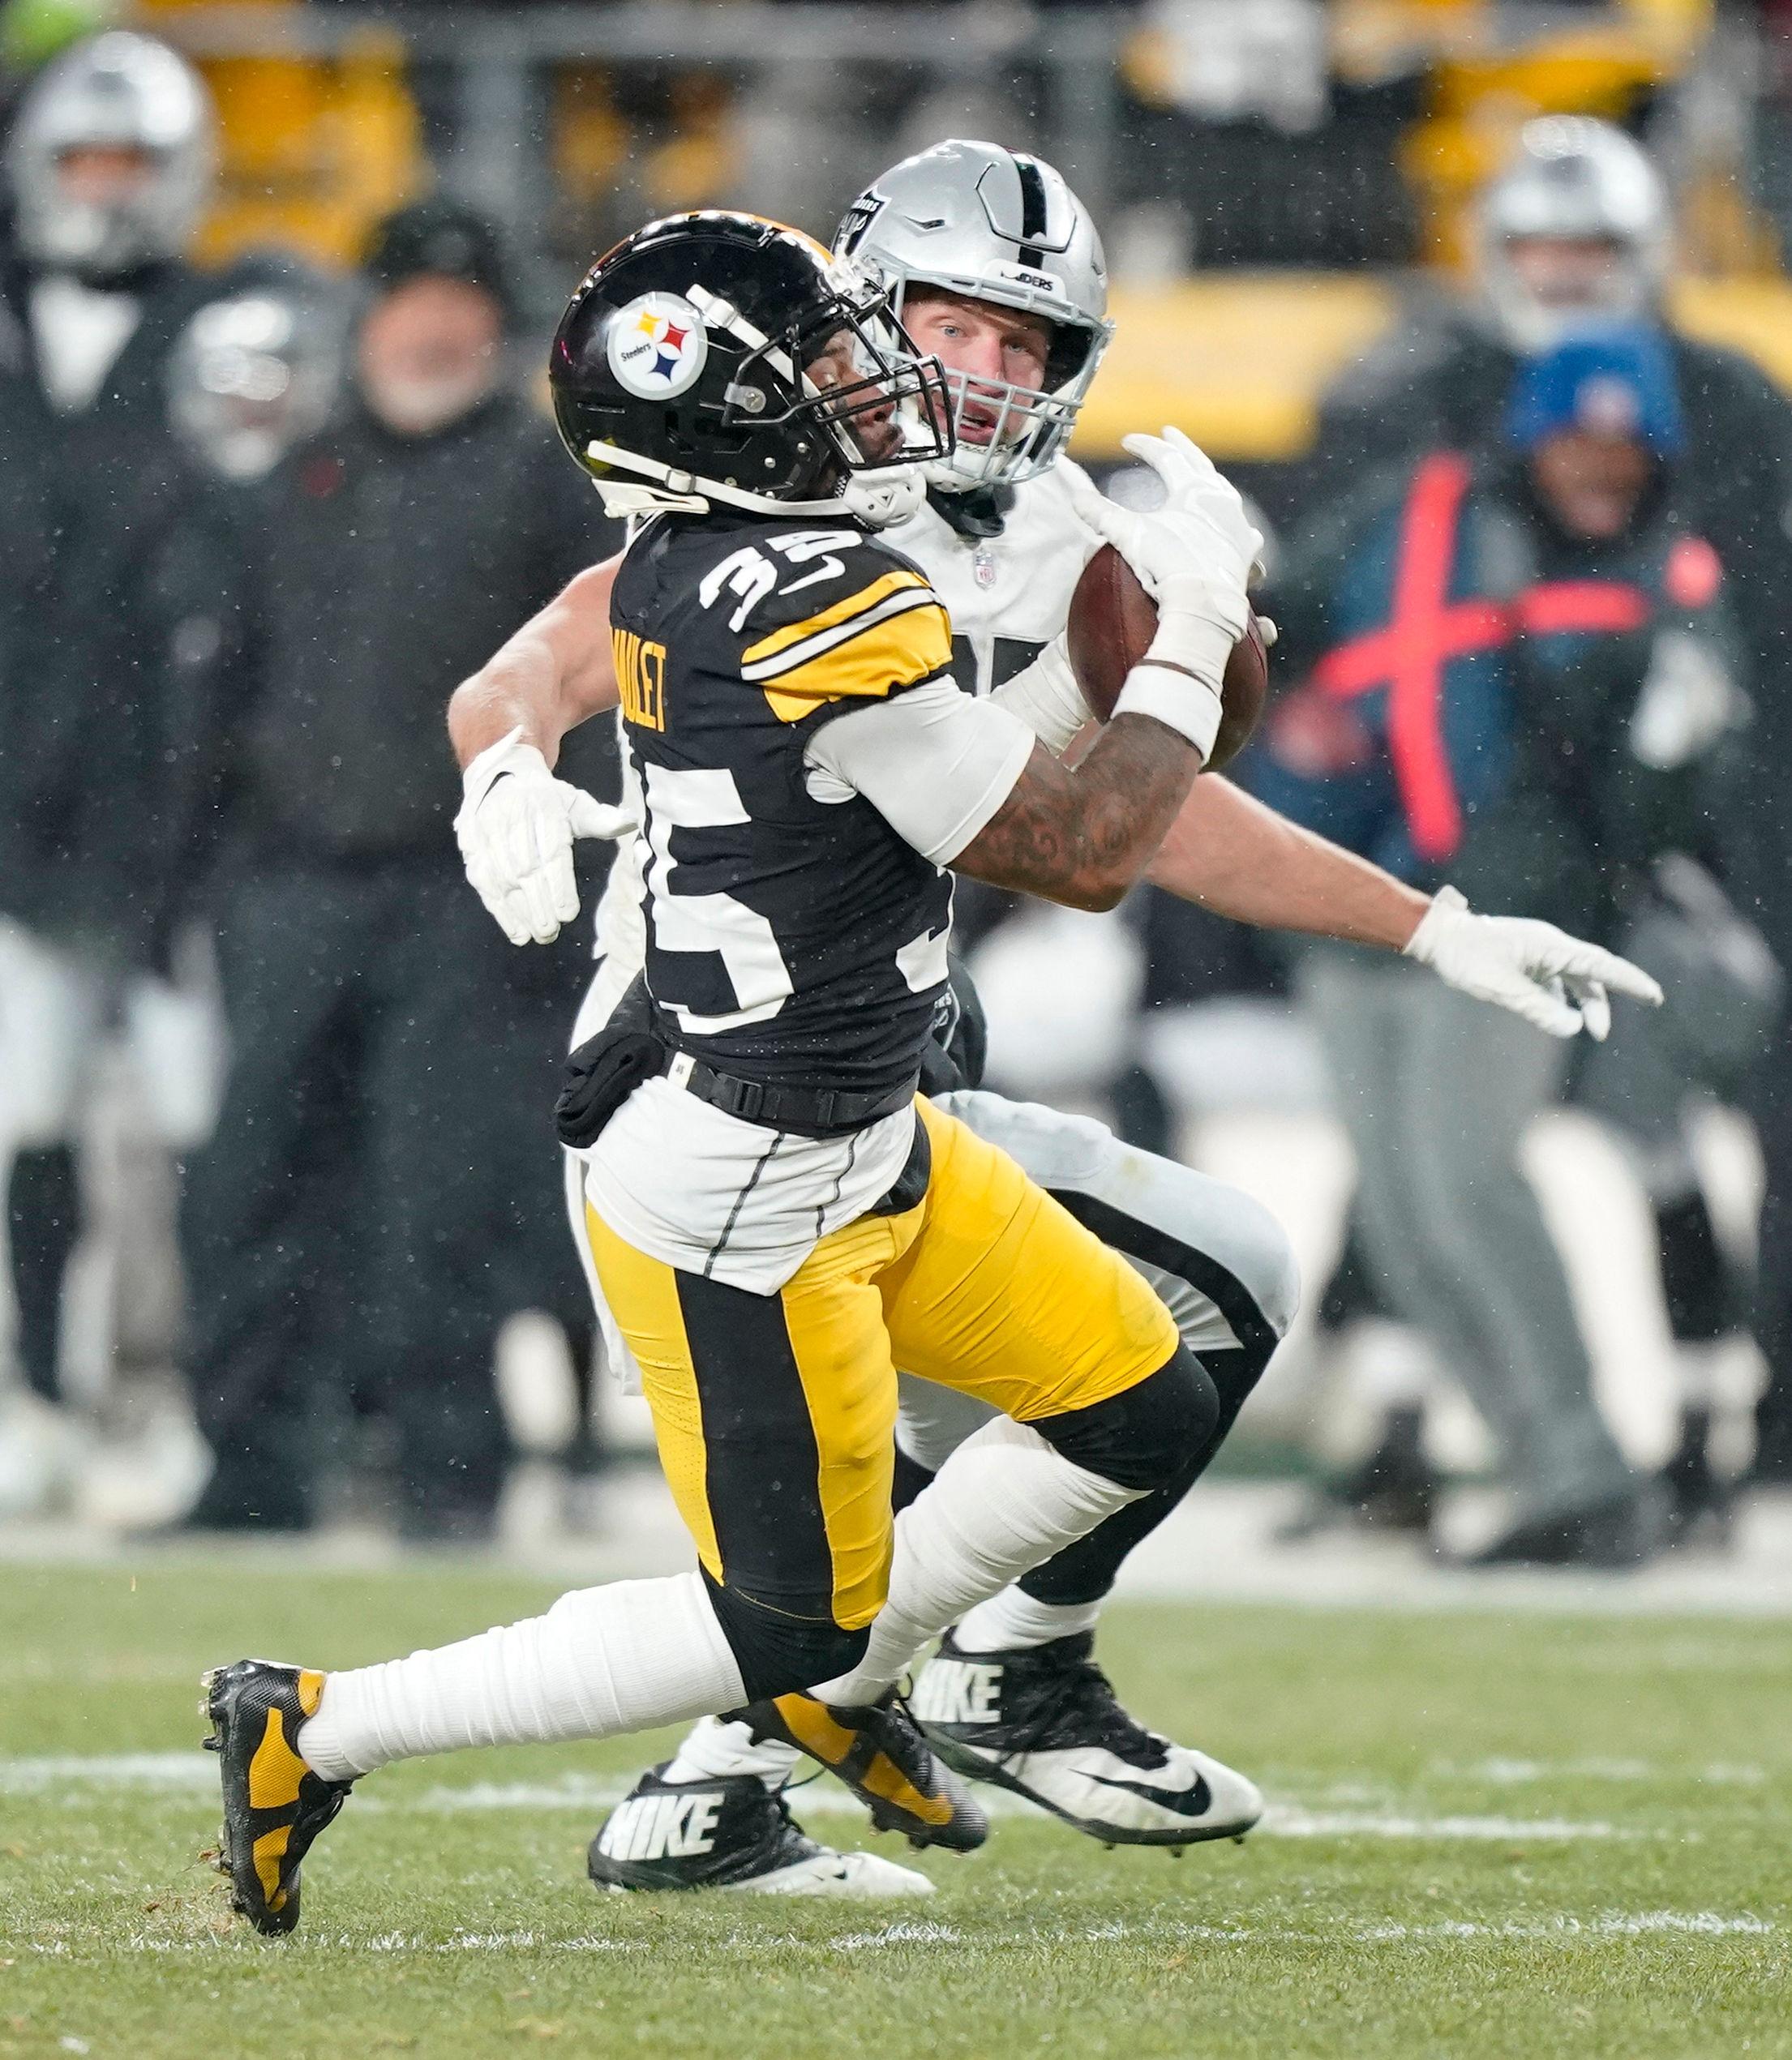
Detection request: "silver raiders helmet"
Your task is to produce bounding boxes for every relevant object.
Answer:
[1478,116,1670,349]
[836,138,1113,489]
[9,32,216,282]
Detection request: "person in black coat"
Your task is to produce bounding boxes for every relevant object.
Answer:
[0,32,274,1505]
[177,199,621,1538]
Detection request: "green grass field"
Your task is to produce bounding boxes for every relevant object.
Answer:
[2,1560,1789,2059]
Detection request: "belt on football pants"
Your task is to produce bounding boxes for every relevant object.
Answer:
[662,1048,920,1140]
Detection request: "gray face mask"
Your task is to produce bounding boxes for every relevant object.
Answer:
[9,32,215,283]
[168,293,345,481]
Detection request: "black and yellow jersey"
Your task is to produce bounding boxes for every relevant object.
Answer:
[610,510,957,1100]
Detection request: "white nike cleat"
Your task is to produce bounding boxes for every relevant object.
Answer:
[911,1629,1263,1849]
[588,1766,934,1897]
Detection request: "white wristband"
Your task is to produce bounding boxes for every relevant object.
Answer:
[1113,665,1224,763]
[990,632,1090,756]
[1146,607,1237,689]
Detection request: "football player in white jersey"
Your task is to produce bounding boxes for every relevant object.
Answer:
[448,146,1659,1898]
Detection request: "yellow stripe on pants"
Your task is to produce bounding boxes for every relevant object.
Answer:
[583,1204,722,1583]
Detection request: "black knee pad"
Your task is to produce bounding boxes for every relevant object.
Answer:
[701,1571,871,1702]
[1031,1343,1220,1495]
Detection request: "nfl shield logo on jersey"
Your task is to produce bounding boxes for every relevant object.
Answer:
[972,543,998,590]
[607,293,710,399]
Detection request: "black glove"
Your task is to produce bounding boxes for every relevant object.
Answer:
[555,974,667,1149]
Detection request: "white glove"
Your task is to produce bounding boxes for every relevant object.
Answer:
[1064,429,1261,759]
[454,726,637,946]
[1404,885,1664,1040]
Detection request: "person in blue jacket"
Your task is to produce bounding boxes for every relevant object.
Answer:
[1250,322,1761,1565]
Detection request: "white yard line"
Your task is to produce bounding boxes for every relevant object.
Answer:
[19,1912,1774,1958]
[0,1755,1654,1841]
[1258,1808,1635,1841]
[1433,1757,1768,1787]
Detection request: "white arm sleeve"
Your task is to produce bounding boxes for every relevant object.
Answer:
[989,633,1093,756]
[804,673,1036,866]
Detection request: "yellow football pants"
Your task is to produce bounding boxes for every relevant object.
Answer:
[584,1098,1179,1632]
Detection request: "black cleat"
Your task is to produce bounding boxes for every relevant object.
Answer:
[1465,1485,1666,1570]
[740,1689,987,1852]
[911,1630,1263,1848]
[587,1765,932,1896]
[1660,1408,1735,1548]
[200,1659,351,1935]
[1277,1405,1439,1544]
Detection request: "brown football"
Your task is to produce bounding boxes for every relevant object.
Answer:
[1065,542,1269,772]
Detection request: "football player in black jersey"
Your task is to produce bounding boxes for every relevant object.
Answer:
[440,175,1666,1897]
[198,211,1285,1935]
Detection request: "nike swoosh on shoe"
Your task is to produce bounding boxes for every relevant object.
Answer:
[1082,1770,1214,1817]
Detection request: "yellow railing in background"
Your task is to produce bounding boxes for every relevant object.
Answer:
[1073,276,1399,463]
[139,0,423,266]
[1073,272,1792,463]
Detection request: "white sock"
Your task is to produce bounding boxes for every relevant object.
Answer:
[954,1584,1102,1654]
[663,1715,800,1790]
[298,1571,744,1781]
[809,1415,1140,1707]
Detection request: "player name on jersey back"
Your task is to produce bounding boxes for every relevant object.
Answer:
[611,627,667,731]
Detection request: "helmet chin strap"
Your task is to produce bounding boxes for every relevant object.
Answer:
[838,466,925,529]
[585,440,865,523]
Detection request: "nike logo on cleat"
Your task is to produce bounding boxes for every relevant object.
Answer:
[1083,1771,1214,1818]
[600,1790,723,1863]
[911,1658,1003,1726]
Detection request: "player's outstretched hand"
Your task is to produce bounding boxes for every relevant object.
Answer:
[1403,885,1664,1039]
[1064,433,1260,634]
[455,726,637,946]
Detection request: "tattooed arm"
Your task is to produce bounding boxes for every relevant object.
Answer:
[807,676,1204,915]
[952,717,1201,912]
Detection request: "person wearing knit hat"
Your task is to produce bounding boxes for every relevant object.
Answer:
[1503,322,1683,544]
[356,197,517,439]
[169,195,618,1541]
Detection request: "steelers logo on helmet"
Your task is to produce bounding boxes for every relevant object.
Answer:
[607,292,709,399]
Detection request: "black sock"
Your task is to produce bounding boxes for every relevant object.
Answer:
[8,1146,79,1403]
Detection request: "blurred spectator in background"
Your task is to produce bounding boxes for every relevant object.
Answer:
[1292,113,1792,1498]
[1251,324,1751,1567]
[174,198,618,1539]
[0,32,237,1514]
[1117,0,1420,276]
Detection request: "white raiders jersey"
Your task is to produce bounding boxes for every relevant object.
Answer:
[589,456,1100,977]
[901,456,1103,700]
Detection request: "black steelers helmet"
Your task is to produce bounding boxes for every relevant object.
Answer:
[551,211,952,519]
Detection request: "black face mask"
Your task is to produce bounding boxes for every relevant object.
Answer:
[927,480,1014,540]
